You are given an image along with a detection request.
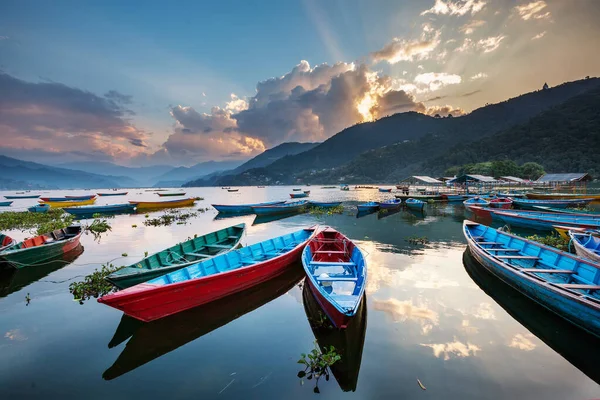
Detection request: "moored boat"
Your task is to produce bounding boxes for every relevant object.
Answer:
[129,198,197,210]
[493,209,600,231]
[39,198,97,207]
[489,198,513,209]
[303,190,310,195]
[40,195,96,202]
[526,193,600,202]
[65,194,97,200]
[441,194,468,202]
[395,194,443,201]
[63,203,137,217]
[27,204,50,213]
[378,199,402,209]
[293,188,302,191]
[0,225,83,268]
[252,200,308,215]
[98,227,317,321]
[378,188,392,193]
[106,224,246,289]
[0,201,13,207]
[301,227,366,329]
[464,205,495,219]
[529,205,600,215]
[356,202,379,212]
[98,192,128,196]
[405,198,426,211]
[340,185,350,191]
[569,231,600,263]
[290,192,309,199]
[464,197,490,207]
[157,192,186,197]
[0,234,16,252]
[212,201,286,214]
[463,220,600,338]
[227,189,239,192]
[4,195,41,199]
[512,197,593,210]
[309,201,342,208]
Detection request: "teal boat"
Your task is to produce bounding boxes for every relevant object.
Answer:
[4,194,41,199]
[106,224,246,289]
[0,201,13,207]
[1,233,16,252]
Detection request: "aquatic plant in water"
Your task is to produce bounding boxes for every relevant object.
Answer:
[406,235,429,245]
[0,209,75,234]
[525,234,570,252]
[144,210,199,227]
[298,341,341,393]
[69,263,122,304]
[308,205,344,216]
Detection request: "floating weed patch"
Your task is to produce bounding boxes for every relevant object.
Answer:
[308,205,344,216]
[525,234,570,252]
[0,209,74,234]
[297,341,341,393]
[406,235,429,245]
[69,263,122,304]
[85,219,112,240]
[143,210,199,227]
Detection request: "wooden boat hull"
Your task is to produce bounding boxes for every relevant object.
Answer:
[309,201,342,208]
[98,192,128,196]
[527,193,600,202]
[570,232,600,263]
[63,203,137,217]
[4,195,40,199]
[530,206,600,215]
[378,200,402,209]
[212,201,285,214]
[465,206,495,219]
[494,210,600,231]
[378,189,392,193]
[513,198,593,209]
[0,201,13,206]
[0,234,16,253]
[27,204,49,213]
[489,199,513,209]
[65,195,97,200]
[464,221,600,338]
[290,193,308,198]
[129,198,196,210]
[157,193,186,197]
[0,226,83,268]
[252,201,308,215]
[99,228,317,321]
[442,194,468,202]
[405,199,425,211]
[356,203,379,212]
[395,194,443,201]
[106,224,245,289]
[40,198,96,207]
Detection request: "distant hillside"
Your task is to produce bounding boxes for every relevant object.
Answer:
[424,86,600,176]
[58,161,173,186]
[185,142,320,186]
[0,155,137,189]
[155,160,244,184]
[221,77,600,184]
[0,178,46,190]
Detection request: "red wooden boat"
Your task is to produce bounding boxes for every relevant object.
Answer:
[465,205,495,219]
[98,227,318,321]
[489,198,513,209]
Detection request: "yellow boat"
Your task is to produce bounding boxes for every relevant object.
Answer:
[129,198,197,210]
[554,225,590,240]
[40,198,97,207]
[527,193,600,203]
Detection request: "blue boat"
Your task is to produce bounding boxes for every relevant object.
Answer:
[0,201,13,207]
[569,231,600,263]
[309,201,342,208]
[378,188,392,193]
[28,204,50,213]
[251,200,308,216]
[290,192,308,199]
[497,192,526,198]
[442,194,468,202]
[493,209,600,231]
[464,220,600,338]
[301,227,366,329]
[62,203,137,217]
[377,199,401,209]
[356,202,379,212]
[528,205,600,215]
[512,198,593,210]
[212,201,286,214]
[464,197,490,207]
[405,198,426,211]
[4,195,41,199]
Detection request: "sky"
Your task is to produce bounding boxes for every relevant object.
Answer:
[1,0,599,167]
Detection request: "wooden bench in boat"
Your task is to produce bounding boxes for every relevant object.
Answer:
[184,252,212,258]
[316,276,357,282]
[310,261,355,267]
[486,249,520,252]
[477,242,504,245]
[314,250,346,254]
[205,244,231,249]
[495,255,540,260]
[241,259,258,265]
[521,269,574,274]
[554,283,600,291]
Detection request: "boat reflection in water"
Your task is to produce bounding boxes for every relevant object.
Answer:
[376,207,402,220]
[355,209,378,219]
[301,284,367,392]
[463,249,600,385]
[252,211,305,226]
[0,244,84,298]
[213,211,254,220]
[103,264,305,380]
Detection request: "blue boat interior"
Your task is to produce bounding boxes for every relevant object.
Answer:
[466,222,600,302]
[148,228,312,286]
[572,233,600,256]
[302,232,365,316]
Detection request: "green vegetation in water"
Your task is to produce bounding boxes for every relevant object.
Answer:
[132,224,138,228]
[308,205,344,216]
[0,209,75,235]
[297,341,342,393]
[406,235,429,245]
[144,209,199,227]
[85,218,112,240]
[69,263,122,304]
[525,233,570,252]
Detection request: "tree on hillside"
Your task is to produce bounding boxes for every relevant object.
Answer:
[520,162,545,180]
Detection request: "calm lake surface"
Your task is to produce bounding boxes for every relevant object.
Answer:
[1,187,599,399]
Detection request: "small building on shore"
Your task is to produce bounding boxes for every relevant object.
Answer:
[399,176,443,185]
[535,173,592,184]
[447,174,497,185]
[500,176,527,184]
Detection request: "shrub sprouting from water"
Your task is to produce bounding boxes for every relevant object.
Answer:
[69,263,122,304]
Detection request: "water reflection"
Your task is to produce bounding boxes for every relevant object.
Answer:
[302,284,367,392]
[103,264,305,380]
[213,211,254,220]
[463,249,600,384]
[252,211,305,225]
[0,244,84,297]
[376,208,402,220]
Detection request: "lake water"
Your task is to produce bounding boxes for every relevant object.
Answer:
[1,187,599,399]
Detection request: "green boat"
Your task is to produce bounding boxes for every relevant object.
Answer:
[106,223,246,289]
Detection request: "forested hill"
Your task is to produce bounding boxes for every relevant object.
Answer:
[424,85,600,176]
[214,77,600,185]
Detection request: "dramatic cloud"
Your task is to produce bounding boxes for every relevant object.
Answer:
[425,104,466,117]
[515,1,551,20]
[414,72,462,91]
[0,73,148,162]
[421,0,486,16]
[459,20,486,35]
[532,31,547,40]
[372,298,439,324]
[509,333,536,351]
[421,338,481,360]
[371,34,440,64]
[470,72,488,80]
[457,35,505,53]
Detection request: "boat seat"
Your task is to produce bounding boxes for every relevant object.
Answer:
[316,276,357,282]
[184,252,211,258]
[228,236,239,240]
[205,244,231,249]
[477,242,503,245]
[332,295,359,309]
[310,261,355,267]
[554,283,600,291]
[496,255,540,260]
[521,269,574,274]
[314,250,346,254]
[241,259,257,265]
[486,249,520,252]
